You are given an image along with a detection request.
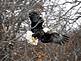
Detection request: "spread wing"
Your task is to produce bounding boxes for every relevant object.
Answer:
[49,33,69,45]
[32,31,69,45]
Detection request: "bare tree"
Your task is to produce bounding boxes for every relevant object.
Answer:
[0,0,81,61]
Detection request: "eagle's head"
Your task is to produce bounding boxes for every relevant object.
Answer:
[26,31,38,45]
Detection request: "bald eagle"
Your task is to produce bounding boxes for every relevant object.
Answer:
[26,11,69,45]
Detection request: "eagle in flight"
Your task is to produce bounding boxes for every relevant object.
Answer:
[26,11,69,45]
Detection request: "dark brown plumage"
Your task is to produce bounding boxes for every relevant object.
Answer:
[29,11,69,45]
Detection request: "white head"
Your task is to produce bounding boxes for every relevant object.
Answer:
[26,31,38,45]
[43,27,50,33]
